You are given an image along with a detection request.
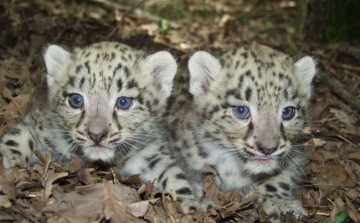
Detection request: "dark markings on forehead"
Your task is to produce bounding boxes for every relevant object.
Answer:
[85,52,91,57]
[279,72,284,79]
[283,89,289,100]
[241,52,248,59]
[245,87,252,101]
[257,66,262,79]
[113,63,122,77]
[103,53,109,61]
[235,61,240,69]
[111,52,116,61]
[127,79,138,89]
[95,54,100,64]
[76,65,83,73]
[117,79,122,92]
[84,61,91,74]
[68,76,75,87]
[124,66,130,77]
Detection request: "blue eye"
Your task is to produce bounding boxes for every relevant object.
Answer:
[68,94,84,108]
[232,106,250,119]
[116,97,133,110]
[282,107,296,120]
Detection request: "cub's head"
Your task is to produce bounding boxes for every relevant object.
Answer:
[188,45,316,174]
[43,42,177,162]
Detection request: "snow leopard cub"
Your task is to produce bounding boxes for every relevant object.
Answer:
[0,41,200,212]
[167,44,316,221]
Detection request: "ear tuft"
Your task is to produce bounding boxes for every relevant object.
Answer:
[44,44,71,87]
[294,56,316,98]
[188,51,222,95]
[145,51,177,101]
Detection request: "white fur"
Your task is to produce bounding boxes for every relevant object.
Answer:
[294,56,316,98]
[188,51,222,95]
[44,45,71,88]
[145,51,177,103]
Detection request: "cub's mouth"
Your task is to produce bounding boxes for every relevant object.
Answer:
[83,145,115,161]
[87,146,113,153]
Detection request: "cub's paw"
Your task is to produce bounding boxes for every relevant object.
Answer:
[1,151,27,169]
[179,199,216,214]
[261,198,307,223]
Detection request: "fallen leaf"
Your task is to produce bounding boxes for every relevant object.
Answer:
[127,200,149,217]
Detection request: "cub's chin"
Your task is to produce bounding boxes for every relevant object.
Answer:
[244,157,279,175]
[84,145,114,161]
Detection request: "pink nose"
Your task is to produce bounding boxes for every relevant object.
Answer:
[88,131,107,144]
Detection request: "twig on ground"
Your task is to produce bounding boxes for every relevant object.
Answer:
[317,70,360,112]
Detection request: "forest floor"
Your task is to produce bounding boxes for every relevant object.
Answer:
[0,0,359,222]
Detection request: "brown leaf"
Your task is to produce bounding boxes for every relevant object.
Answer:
[78,168,95,185]
[127,200,149,217]
[2,94,30,121]
[123,174,141,185]
[330,198,345,222]
[0,195,11,208]
[61,156,82,173]
[203,174,220,202]
[103,181,142,222]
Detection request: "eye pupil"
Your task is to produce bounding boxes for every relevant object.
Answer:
[232,106,250,119]
[117,97,133,110]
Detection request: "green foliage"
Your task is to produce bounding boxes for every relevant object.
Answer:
[157,19,171,35]
[325,0,360,43]
[328,212,347,223]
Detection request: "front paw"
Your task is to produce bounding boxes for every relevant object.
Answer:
[261,198,307,222]
[1,151,27,169]
[179,199,215,214]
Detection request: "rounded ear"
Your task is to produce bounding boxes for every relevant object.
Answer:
[294,56,317,99]
[43,44,71,88]
[188,51,222,95]
[145,51,177,102]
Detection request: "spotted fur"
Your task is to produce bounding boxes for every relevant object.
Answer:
[0,41,200,213]
[167,44,316,221]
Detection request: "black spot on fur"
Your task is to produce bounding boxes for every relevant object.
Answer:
[279,182,290,191]
[138,95,144,104]
[10,149,21,155]
[176,174,187,180]
[5,140,18,147]
[158,169,167,181]
[84,61,91,74]
[265,184,277,192]
[117,79,122,92]
[29,140,34,151]
[149,157,161,169]
[79,77,85,89]
[176,187,192,195]
[113,63,122,77]
[243,122,254,140]
[127,80,138,89]
[68,76,75,87]
[124,66,130,77]
[162,178,167,189]
[245,87,252,101]
[76,65,83,73]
